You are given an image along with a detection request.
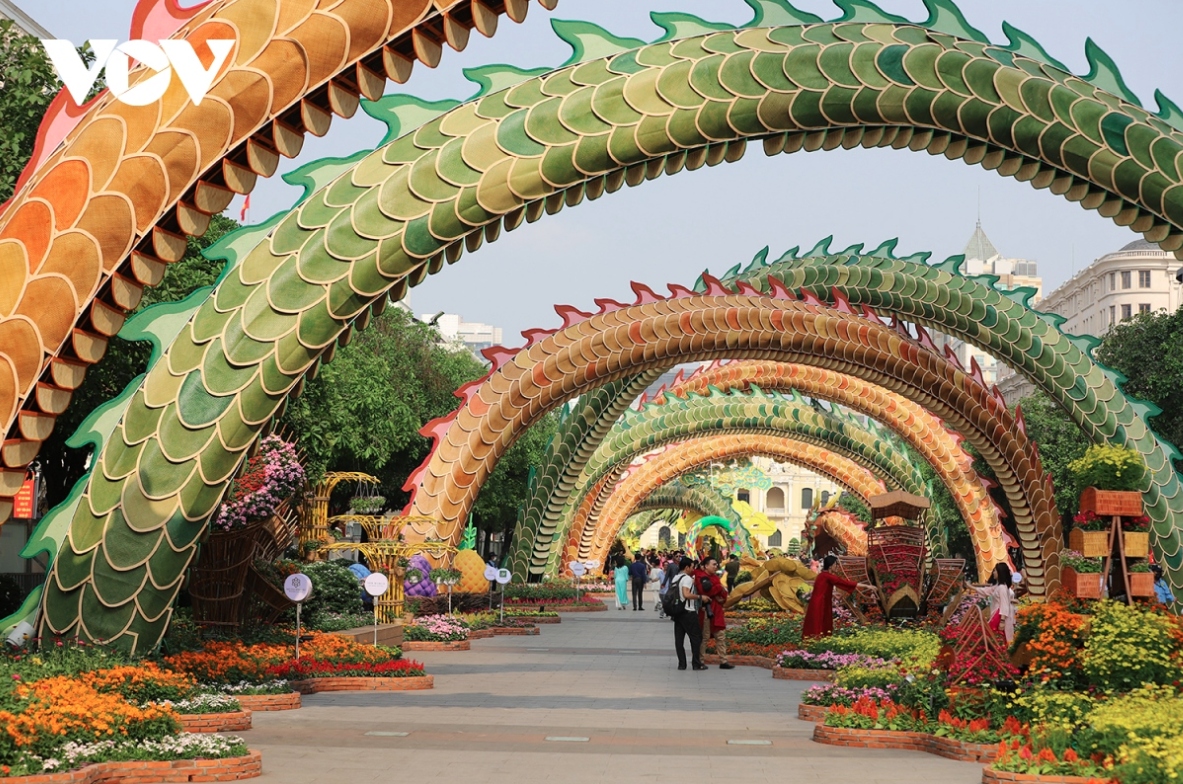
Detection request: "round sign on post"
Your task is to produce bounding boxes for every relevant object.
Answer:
[284,573,313,603]
[495,568,512,585]
[569,561,586,578]
[483,565,499,581]
[363,573,389,597]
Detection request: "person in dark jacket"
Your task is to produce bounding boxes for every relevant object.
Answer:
[628,552,649,610]
[723,553,741,591]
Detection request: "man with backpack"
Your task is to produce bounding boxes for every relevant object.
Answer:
[628,552,649,611]
[663,557,705,670]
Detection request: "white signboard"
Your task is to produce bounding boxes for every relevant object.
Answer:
[364,573,390,597]
[568,561,586,577]
[496,568,512,585]
[483,565,499,581]
[284,573,313,603]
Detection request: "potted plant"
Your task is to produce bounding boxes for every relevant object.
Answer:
[1127,560,1155,597]
[1070,445,1145,517]
[1060,550,1103,599]
[1068,509,1111,558]
[1122,515,1151,559]
[349,495,386,515]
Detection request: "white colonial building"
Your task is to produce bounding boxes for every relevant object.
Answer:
[740,458,842,550]
[997,239,1183,402]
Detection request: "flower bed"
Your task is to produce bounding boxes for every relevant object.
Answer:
[503,600,606,611]
[777,650,888,671]
[403,615,469,644]
[401,640,471,651]
[0,741,260,782]
[163,632,415,685]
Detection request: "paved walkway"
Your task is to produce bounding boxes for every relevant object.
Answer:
[250,594,981,783]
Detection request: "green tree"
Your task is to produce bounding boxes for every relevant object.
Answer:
[0,20,58,202]
[1014,392,1093,523]
[280,308,488,505]
[1095,307,1183,471]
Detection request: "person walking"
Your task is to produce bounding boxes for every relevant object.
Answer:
[724,553,741,591]
[613,556,629,611]
[669,556,705,670]
[628,552,649,610]
[1152,564,1176,605]
[698,557,733,669]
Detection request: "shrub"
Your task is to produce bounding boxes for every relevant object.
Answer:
[301,560,364,617]
[1083,601,1180,692]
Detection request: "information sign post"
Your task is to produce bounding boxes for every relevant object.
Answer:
[283,574,313,659]
[364,573,390,647]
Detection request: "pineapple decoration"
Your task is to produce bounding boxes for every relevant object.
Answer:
[454,519,490,594]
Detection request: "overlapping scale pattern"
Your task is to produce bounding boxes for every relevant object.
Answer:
[0,0,558,524]
[579,433,887,568]
[656,360,1018,585]
[38,16,1183,649]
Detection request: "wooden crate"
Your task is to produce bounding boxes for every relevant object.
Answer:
[1062,567,1103,599]
[1079,488,1143,517]
[1123,531,1150,559]
[1069,528,1110,558]
[1129,572,1155,598]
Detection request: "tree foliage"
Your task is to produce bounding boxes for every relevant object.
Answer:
[1095,307,1183,471]
[1014,392,1092,524]
[279,307,487,500]
[0,20,58,203]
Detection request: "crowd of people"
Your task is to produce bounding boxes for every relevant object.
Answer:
[606,548,872,671]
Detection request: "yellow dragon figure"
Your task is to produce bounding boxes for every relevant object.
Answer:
[725,556,818,614]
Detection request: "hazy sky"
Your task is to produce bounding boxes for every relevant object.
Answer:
[34,0,1183,342]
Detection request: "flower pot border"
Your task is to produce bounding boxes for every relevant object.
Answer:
[234,692,301,711]
[702,654,775,669]
[401,640,471,651]
[291,675,433,693]
[982,769,1113,783]
[798,703,828,722]
[774,667,837,681]
[547,604,607,612]
[178,709,252,733]
[812,724,998,764]
[0,750,262,783]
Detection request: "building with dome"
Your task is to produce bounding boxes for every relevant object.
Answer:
[996,239,1183,402]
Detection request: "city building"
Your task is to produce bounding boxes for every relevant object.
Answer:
[932,222,1042,387]
[744,457,843,550]
[0,0,52,37]
[421,312,504,359]
[997,239,1183,402]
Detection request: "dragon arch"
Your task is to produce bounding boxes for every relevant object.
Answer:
[0,0,561,521]
[574,433,888,568]
[629,483,742,537]
[18,1,1183,650]
[402,284,1049,581]
[552,385,936,571]
[523,361,1007,586]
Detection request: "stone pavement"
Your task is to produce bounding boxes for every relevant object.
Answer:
[249,593,981,783]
